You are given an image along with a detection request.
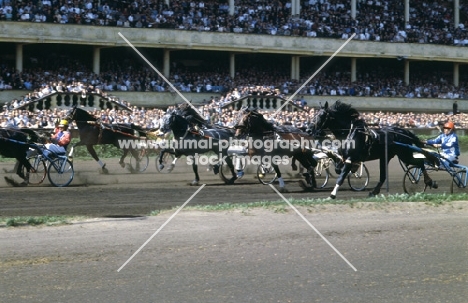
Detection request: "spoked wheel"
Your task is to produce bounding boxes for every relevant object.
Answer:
[47,158,74,187]
[403,166,450,194]
[347,162,369,191]
[129,149,149,173]
[314,159,330,189]
[451,169,467,194]
[155,151,175,173]
[23,156,47,185]
[257,163,277,185]
[219,155,246,183]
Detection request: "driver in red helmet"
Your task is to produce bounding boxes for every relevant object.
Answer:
[424,121,460,164]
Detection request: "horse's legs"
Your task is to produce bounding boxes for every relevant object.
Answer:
[330,160,353,199]
[68,141,82,158]
[127,149,141,172]
[369,157,388,197]
[86,145,107,172]
[223,154,238,184]
[158,148,177,172]
[119,149,129,168]
[16,155,32,184]
[190,162,200,186]
[296,152,317,190]
[272,164,288,193]
[399,155,436,189]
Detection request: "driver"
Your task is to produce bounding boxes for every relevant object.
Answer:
[424,121,460,164]
[43,119,71,157]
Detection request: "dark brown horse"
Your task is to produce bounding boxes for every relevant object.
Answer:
[234,108,319,192]
[66,106,147,173]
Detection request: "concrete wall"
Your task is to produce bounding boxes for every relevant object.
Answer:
[0,22,467,62]
[2,90,467,113]
[1,22,467,112]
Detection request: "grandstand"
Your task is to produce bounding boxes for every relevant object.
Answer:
[0,0,467,112]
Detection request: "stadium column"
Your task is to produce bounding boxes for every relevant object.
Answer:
[16,44,23,73]
[405,0,409,23]
[230,53,235,79]
[229,0,234,15]
[291,0,300,16]
[164,49,170,78]
[453,63,459,87]
[351,0,356,19]
[291,56,300,80]
[454,0,460,28]
[351,58,356,83]
[93,46,100,75]
[404,60,410,85]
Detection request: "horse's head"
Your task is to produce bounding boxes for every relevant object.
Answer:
[159,110,190,135]
[65,106,78,122]
[308,101,331,137]
[234,108,252,138]
[159,111,174,134]
[65,106,96,124]
[234,108,273,138]
[309,100,359,138]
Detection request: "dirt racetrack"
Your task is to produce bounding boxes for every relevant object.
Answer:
[1,156,468,303]
[0,154,467,217]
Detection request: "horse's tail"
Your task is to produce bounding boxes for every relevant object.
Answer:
[20,128,44,143]
[392,127,425,148]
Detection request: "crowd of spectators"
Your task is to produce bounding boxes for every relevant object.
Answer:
[0,0,467,45]
[1,0,468,100]
[2,86,468,134]
[1,53,468,106]
[1,1,468,132]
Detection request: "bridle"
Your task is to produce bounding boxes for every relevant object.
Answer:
[310,108,330,137]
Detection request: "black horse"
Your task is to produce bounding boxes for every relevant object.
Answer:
[234,108,319,192]
[158,109,238,185]
[66,106,147,173]
[308,100,438,199]
[0,127,44,186]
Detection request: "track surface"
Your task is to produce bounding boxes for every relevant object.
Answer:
[1,156,467,302]
[0,154,467,217]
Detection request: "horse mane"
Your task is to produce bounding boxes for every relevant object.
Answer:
[250,110,275,132]
[177,103,206,126]
[329,100,360,119]
[75,107,98,122]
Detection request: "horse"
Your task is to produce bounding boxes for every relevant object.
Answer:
[66,106,147,173]
[234,108,320,192]
[158,108,238,185]
[0,127,44,186]
[308,100,438,199]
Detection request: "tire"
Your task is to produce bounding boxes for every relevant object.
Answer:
[403,166,450,194]
[155,151,175,173]
[219,156,246,183]
[402,166,425,194]
[451,169,466,194]
[314,159,330,188]
[129,150,149,173]
[257,163,277,185]
[23,156,47,185]
[347,162,369,191]
[47,158,74,187]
